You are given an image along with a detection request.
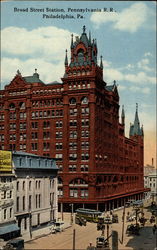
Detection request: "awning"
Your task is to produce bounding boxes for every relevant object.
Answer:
[0,224,20,236]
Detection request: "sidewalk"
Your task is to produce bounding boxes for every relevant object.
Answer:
[24,220,72,243]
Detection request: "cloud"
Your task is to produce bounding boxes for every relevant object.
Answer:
[1,26,76,61]
[91,2,150,32]
[1,57,64,87]
[104,61,156,86]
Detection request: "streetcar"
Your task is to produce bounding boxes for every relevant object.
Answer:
[75,208,102,223]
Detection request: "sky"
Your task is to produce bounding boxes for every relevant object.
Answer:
[1,1,156,166]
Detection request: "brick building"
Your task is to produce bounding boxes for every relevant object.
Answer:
[0,26,146,211]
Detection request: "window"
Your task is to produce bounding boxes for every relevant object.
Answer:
[81,189,88,197]
[23,196,25,210]
[81,153,89,161]
[43,142,50,151]
[81,119,89,127]
[81,141,89,149]
[24,218,27,230]
[55,154,63,160]
[56,132,63,139]
[9,191,12,198]
[22,181,25,190]
[58,188,63,197]
[69,142,77,149]
[39,194,41,208]
[31,132,38,139]
[10,208,12,218]
[4,209,7,220]
[69,131,77,139]
[81,165,89,172]
[43,121,50,128]
[17,181,19,191]
[69,120,77,127]
[69,108,77,116]
[69,153,77,161]
[43,131,50,139]
[69,165,76,172]
[56,143,62,150]
[70,188,78,197]
[29,195,32,210]
[17,197,19,212]
[81,107,89,115]
[36,195,38,208]
[32,143,38,151]
[81,97,88,104]
[69,98,76,105]
[56,121,63,128]
[29,181,31,190]
[81,130,89,138]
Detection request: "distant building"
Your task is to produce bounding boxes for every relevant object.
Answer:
[0,26,146,211]
[12,151,58,237]
[144,169,157,200]
[0,151,20,241]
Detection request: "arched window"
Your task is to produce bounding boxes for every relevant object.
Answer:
[19,102,25,109]
[69,98,76,105]
[9,103,15,109]
[81,97,88,104]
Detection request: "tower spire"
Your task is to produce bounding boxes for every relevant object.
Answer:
[83,25,86,33]
[65,49,68,66]
[89,30,91,45]
[121,105,125,125]
[100,56,103,69]
[71,34,74,49]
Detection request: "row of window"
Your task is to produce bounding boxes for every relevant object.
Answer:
[16,194,41,211]
[32,99,63,108]
[32,110,63,118]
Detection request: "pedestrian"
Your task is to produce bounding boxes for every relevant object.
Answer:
[152,224,156,235]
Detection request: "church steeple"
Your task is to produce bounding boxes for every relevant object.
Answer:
[129,103,143,137]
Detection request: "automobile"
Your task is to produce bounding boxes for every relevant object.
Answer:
[103,217,112,224]
[96,236,109,248]
[126,224,140,235]
[50,221,64,233]
[6,238,24,250]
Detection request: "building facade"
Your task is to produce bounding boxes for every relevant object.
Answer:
[0,151,20,241]
[0,26,146,211]
[12,151,58,236]
[144,169,157,201]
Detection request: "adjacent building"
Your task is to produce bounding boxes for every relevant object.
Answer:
[144,169,157,200]
[12,151,58,236]
[0,151,20,241]
[0,26,146,211]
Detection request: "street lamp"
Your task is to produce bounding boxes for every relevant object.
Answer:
[69,203,74,225]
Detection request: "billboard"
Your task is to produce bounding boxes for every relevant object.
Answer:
[0,151,12,172]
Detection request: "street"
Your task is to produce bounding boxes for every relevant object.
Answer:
[25,203,157,250]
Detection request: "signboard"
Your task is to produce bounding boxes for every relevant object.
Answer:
[0,151,12,172]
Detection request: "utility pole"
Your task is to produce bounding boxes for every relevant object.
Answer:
[121,202,126,244]
[73,229,76,250]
